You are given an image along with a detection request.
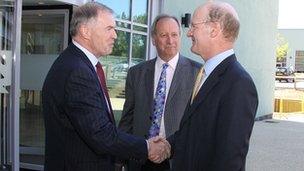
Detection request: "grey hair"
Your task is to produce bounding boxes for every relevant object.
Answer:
[151,14,181,36]
[70,2,114,37]
[207,3,240,42]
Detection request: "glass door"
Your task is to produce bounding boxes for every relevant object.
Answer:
[1,0,19,170]
[19,9,69,170]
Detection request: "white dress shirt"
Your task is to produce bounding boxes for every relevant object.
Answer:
[154,53,179,138]
[72,40,111,113]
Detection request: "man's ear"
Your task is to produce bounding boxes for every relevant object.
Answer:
[209,22,220,38]
[152,36,156,45]
[78,24,91,40]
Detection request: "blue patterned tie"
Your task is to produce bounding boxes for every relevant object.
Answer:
[149,63,169,138]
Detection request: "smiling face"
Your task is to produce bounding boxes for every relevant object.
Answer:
[152,18,181,62]
[87,11,117,57]
[187,6,212,59]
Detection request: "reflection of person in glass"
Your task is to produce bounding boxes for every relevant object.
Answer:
[119,14,201,171]
[26,32,34,54]
[42,2,170,171]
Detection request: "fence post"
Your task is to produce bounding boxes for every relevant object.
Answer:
[279,98,283,113]
[301,100,304,113]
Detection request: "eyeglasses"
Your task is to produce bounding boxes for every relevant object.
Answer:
[189,21,210,30]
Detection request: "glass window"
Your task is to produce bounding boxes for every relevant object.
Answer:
[295,50,304,71]
[116,21,131,29]
[102,0,131,21]
[132,0,148,24]
[21,14,64,54]
[0,0,14,166]
[133,24,147,32]
[19,9,69,163]
[111,30,130,59]
[96,0,150,122]
[132,33,146,65]
[100,30,130,122]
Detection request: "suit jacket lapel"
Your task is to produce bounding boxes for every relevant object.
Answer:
[71,43,116,123]
[144,59,156,115]
[180,55,237,126]
[71,43,96,72]
[167,56,187,103]
[71,43,104,94]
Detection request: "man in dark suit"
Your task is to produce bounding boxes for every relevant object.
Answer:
[118,15,201,171]
[42,2,170,171]
[167,1,258,171]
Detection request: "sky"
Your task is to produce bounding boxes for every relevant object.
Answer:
[278,0,304,29]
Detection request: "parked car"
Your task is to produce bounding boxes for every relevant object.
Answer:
[275,67,294,82]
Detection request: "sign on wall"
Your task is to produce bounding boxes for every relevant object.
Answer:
[0,50,12,93]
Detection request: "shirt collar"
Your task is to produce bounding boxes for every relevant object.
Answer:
[155,53,179,70]
[204,49,234,76]
[72,40,99,68]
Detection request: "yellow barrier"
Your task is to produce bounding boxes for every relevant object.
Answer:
[274,98,304,113]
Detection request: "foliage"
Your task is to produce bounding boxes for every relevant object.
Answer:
[132,34,146,59]
[111,12,147,61]
[112,30,129,58]
[276,33,289,62]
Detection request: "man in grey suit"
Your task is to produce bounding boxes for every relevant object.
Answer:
[118,14,201,171]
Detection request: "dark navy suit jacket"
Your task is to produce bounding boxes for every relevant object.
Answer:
[168,55,258,171]
[42,43,147,171]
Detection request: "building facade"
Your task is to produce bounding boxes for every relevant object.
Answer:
[279,29,304,72]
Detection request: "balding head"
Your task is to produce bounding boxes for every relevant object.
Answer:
[187,1,240,60]
[197,1,240,42]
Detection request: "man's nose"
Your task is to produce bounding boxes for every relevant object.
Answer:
[112,30,117,39]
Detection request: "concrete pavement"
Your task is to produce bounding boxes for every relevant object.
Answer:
[246,119,304,171]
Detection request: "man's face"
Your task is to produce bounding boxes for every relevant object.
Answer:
[152,18,181,61]
[187,6,211,57]
[88,11,117,57]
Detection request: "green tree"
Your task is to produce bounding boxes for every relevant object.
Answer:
[112,30,129,58]
[132,34,146,61]
[276,33,289,62]
[111,12,129,59]
[133,14,147,24]
[111,13,147,62]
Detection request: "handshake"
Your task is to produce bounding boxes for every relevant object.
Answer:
[147,136,171,163]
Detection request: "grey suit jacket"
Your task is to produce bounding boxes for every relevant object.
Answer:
[119,55,201,138]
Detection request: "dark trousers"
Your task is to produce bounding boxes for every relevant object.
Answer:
[140,160,170,171]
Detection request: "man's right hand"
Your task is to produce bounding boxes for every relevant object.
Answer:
[147,136,171,163]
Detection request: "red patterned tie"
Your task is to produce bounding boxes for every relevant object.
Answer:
[95,62,115,123]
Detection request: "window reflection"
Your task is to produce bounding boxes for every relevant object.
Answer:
[102,0,131,21]
[133,25,147,32]
[96,0,149,123]
[20,90,44,147]
[132,0,148,24]
[20,11,67,149]
[100,30,130,123]
[21,14,64,54]
[116,21,131,29]
[132,33,146,64]
[111,30,130,59]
